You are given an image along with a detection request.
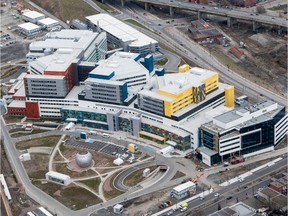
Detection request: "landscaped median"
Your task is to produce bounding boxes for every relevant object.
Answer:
[103,171,125,200]
[123,166,158,187]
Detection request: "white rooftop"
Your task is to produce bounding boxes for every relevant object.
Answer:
[18,22,41,31]
[8,100,26,108]
[38,17,59,26]
[29,30,101,52]
[46,171,70,179]
[22,11,44,19]
[173,181,195,192]
[29,48,81,73]
[158,67,217,95]
[86,14,158,47]
[89,52,149,80]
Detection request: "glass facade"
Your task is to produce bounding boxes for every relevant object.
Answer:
[141,123,190,150]
[240,120,274,155]
[119,117,132,132]
[61,109,107,122]
[199,128,219,152]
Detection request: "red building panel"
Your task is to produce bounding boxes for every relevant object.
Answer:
[25,101,40,119]
[7,107,26,116]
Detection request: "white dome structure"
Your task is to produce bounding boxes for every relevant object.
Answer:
[75,151,92,168]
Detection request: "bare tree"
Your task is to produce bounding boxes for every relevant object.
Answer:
[256,5,266,14]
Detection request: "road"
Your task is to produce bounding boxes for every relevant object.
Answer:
[112,2,286,106]
[1,118,179,216]
[129,0,287,27]
[155,156,287,216]
[113,161,164,191]
[159,49,181,72]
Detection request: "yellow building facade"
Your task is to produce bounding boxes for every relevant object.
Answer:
[224,86,235,107]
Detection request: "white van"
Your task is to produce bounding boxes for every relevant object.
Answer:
[102,133,110,138]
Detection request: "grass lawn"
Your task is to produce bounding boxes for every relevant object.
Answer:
[55,163,97,178]
[1,65,21,79]
[92,0,114,11]
[25,117,62,123]
[32,182,102,210]
[268,4,287,11]
[9,128,25,133]
[125,19,152,32]
[10,129,49,138]
[79,178,101,192]
[3,115,23,124]
[16,135,62,150]
[156,58,168,66]
[30,0,98,21]
[23,154,49,179]
[123,166,157,187]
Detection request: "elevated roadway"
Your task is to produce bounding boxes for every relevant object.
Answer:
[127,0,287,28]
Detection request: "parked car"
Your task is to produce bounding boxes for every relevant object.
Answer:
[159,204,164,209]
[226,196,233,200]
[185,153,192,159]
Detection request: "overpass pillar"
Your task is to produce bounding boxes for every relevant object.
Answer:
[169,6,174,17]
[252,21,257,31]
[145,2,149,11]
[121,0,125,7]
[278,26,282,35]
[198,11,202,20]
[227,17,232,27]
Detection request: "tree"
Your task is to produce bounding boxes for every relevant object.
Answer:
[256,5,266,14]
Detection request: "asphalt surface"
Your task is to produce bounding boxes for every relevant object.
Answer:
[159,49,181,72]
[113,161,163,191]
[155,156,287,216]
[1,118,178,216]
[130,0,287,27]
[116,3,286,106]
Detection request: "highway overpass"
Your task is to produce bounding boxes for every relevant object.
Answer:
[112,0,287,29]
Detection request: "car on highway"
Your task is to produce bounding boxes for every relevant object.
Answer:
[214,193,220,197]
[167,211,173,215]
[180,207,187,212]
[185,153,192,159]
[226,196,233,200]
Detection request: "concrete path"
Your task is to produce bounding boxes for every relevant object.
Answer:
[48,134,66,171]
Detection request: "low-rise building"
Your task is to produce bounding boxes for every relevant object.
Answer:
[45,171,71,185]
[18,22,41,36]
[171,181,196,199]
[37,17,60,30]
[22,11,45,24]
[188,20,223,43]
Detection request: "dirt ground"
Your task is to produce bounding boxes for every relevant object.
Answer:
[216,22,287,96]
[33,181,101,210]
[207,155,281,184]
[103,170,124,200]
[22,154,50,180]
[15,135,62,150]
